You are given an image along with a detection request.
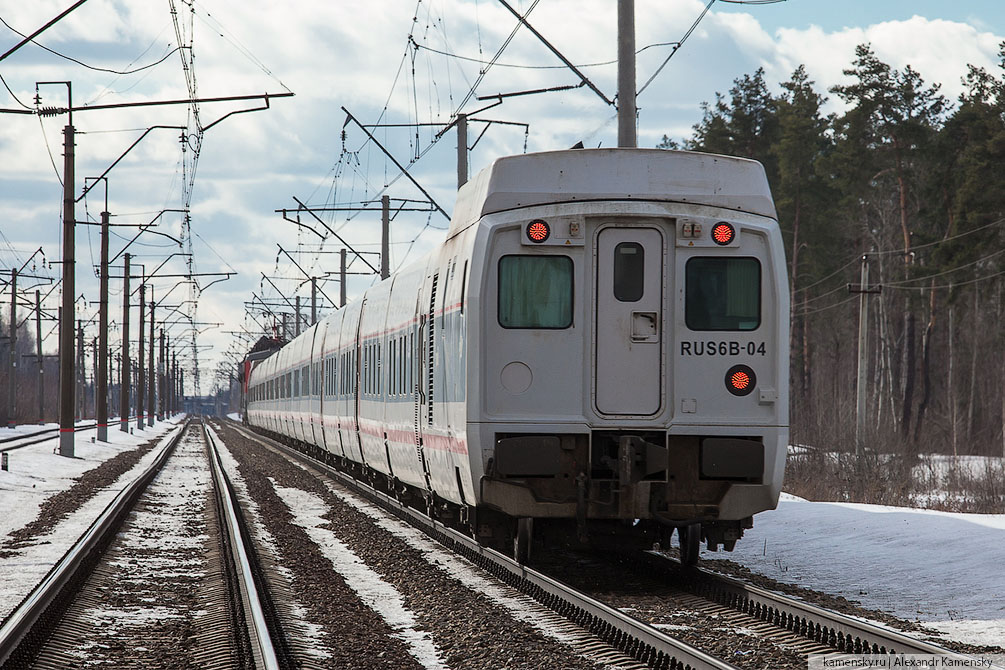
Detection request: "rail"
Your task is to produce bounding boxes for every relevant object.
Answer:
[203,422,282,670]
[0,420,186,666]
[641,551,999,663]
[228,421,739,670]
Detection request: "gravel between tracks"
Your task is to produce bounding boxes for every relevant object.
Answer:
[41,426,213,669]
[533,549,809,670]
[216,424,624,670]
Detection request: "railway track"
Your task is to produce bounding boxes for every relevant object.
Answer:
[228,420,999,670]
[641,550,975,656]
[224,421,747,670]
[0,420,286,669]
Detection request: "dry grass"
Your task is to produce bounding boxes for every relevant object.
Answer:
[784,449,1005,514]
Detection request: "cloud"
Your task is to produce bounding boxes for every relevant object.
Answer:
[762,17,1000,113]
[1,1,1003,392]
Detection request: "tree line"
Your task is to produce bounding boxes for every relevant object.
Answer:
[664,44,1005,458]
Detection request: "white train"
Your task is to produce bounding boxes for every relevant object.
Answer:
[245,148,789,564]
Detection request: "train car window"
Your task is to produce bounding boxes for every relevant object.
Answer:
[685,257,761,331]
[498,255,573,329]
[613,242,645,302]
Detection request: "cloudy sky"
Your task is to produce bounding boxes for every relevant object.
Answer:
[0,0,1003,395]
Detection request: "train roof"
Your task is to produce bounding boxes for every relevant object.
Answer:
[449,148,776,236]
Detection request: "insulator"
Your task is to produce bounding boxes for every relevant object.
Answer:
[37,106,64,118]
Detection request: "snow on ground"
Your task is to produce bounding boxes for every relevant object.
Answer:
[305,463,588,647]
[710,493,1005,647]
[0,417,183,620]
[272,481,449,670]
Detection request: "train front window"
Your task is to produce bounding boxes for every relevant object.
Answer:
[498,255,573,329]
[685,257,760,331]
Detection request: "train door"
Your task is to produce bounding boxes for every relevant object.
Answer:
[353,297,367,467]
[414,274,435,494]
[594,225,664,415]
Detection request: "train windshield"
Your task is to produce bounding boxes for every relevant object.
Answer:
[685,257,760,331]
[498,255,573,329]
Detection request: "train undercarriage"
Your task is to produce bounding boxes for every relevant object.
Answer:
[251,423,761,565]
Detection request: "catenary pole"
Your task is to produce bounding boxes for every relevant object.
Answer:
[617,0,637,148]
[35,290,43,424]
[137,283,145,430]
[148,287,154,427]
[120,254,130,431]
[381,195,390,280]
[76,320,84,420]
[311,278,317,325]
[158,328,165,420]
[58,111,76,456]
[7,268,16,428]
[97,210,109,440]
[457,113,468,188]
[340,249,347,307]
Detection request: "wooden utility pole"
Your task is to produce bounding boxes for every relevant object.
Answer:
[120,253,130,432]
[617,0,636,148]
[849,255,881,457]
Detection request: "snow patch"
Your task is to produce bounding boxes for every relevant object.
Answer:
[270,482,448,670]
[302,465,588,646]
[716,495,1005,646]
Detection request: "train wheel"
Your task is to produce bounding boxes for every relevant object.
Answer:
[678,523,700,566]
[514,518,534,564]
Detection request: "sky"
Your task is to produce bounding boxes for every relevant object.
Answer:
[0,0,1004,396]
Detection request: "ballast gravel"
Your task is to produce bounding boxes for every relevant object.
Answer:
[0,435,163,558]
[217,424,608,670]
[531,549,809,670]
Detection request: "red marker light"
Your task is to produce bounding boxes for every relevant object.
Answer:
[527,220,550,243]
[712,222,735,245]
[725,364,756,396]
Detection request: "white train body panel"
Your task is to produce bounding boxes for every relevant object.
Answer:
[247,148,789,545]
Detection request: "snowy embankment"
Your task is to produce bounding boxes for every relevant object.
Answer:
[714,493,1005,647]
